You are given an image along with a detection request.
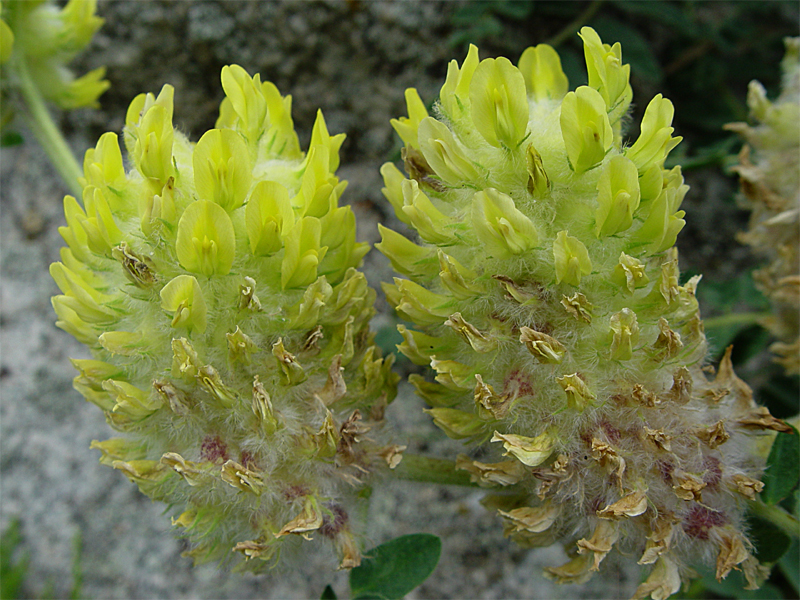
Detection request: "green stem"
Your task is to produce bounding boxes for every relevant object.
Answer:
[14,57,83,197]
[547,0,606,48]
[749,499,800,539]
[393,453,478,487]
[702,311,771,331]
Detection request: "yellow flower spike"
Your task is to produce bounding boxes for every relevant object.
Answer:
[50,262,117,323]
[319,207,369,281]
[612,252,649,295]
[59,195,91,261]
[439,43,480,120]
[418,117,481,185]
[309,110,346,172]
[81,132,126,193]
[375,224,438,280]
[626,95,682,175]
[560,86,613,173]
[491,430,555,467]
[281,216,327,289]
[390,88,428,149]
[260,79,301,158]
[633,185,687,255]
[553,230,592,286]
[90,438,147,466]
[104,379,160,420]
[608,308,640,361]
[60,66,109,110]
[392,278,452,326]
[220,64,267,143]
[193,128,252,212]
[579,26,632,128]
[469,57,529,149]
[160,275,208,334]
[401,179,456,244]
[471,188,538,258]
[245,180,294,256]
[175,200,236,276]
[132,103,174,188]
[556,373,596,412]
[517,44,568,102]
[595,155,641,238]
[140,177,177,237]
[81,186,124,254]
[379,162,413,226]
[294,144,337,218]
[397,325,449,366]
[98,330,146,357]
[0,16,13,64]
[438,250,482,299]
[52,299,98,345]
[60,0,104,52]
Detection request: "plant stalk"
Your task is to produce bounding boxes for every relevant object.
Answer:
[749,499,800,539]
[14,57,84,197]
[702,311,771,331]
[547,0,606,48]
[392,453,478,487]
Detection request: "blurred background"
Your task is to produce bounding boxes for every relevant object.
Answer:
[1,1,798,598]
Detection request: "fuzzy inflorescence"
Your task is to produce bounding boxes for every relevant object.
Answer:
[0,0,108,110]
[378,28,789,598]
[50,65,400,571]
[727,37,800,376]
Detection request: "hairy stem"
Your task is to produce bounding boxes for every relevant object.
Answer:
[392,453,478,487]
[15,57,83,197]
[749,499,800,539]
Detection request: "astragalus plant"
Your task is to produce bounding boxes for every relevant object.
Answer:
[378,27,790,598]
[727,37,800,376]
[50,65,400,571]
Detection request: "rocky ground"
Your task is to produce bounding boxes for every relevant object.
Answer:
[1,1,795,599]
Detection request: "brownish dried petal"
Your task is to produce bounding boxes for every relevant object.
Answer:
[378,444,406,470]
[638,518,676,565]
[576,520,619,571]
[597,490,648,519]
[456,454,526,487]
[715,529,750,581]
[695,421,730,449]
[731,474,764,500]
[543,553,595,585]
[498,503,560,535]
[644,427,672,452]
[673,472,706,502]
[737,406,792,432]
[632,557,681,600]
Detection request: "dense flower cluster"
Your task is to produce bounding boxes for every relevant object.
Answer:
[727,37,800,375]
[0,0,108,111]
[378,27,789,598]
[51,65,399,570]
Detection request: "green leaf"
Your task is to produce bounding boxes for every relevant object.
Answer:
[779,538,799,596]
[762,425,800,505]
[689,566,784,600]
[0,131,23,147]
[0,519,28,600]
[746,513,791,563]
[612,0,701,38]
[321,584,337,600]
[350,534,441,600]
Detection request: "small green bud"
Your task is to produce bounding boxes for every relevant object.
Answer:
[553,230,591,286]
